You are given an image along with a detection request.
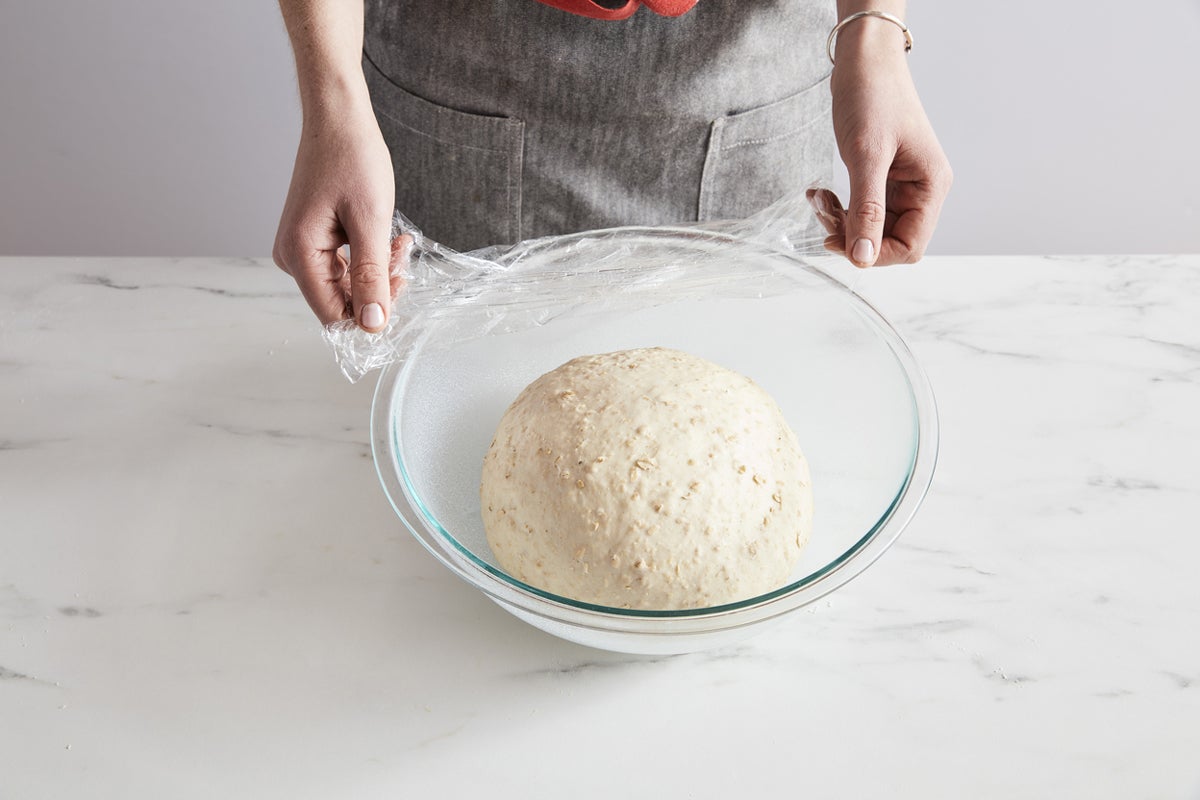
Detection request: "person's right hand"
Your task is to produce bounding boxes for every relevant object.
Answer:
[273,98,398,332]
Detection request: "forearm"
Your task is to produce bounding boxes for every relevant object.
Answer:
[278,0,371,119]
[836,0,904,16]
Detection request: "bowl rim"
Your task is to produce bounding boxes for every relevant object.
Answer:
[370,226,938,636]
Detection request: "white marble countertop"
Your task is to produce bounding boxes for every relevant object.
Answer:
[2,254,1198,798]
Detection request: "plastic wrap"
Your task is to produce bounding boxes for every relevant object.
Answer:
[322,186,838,383]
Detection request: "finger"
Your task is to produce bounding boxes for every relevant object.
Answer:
[336,249,353,302]
[387,233,413,300]
[344,210,394,333]
[292,248,352,326]
[874,179,946,266]
[844,146,890,268]
[806,188,845,237]
[823,234,846,255]
[877,207,935,266]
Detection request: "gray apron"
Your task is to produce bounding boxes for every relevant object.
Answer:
[363,0,834,250]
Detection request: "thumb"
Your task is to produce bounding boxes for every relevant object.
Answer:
[345,210,393,333]
[845,150,889,267]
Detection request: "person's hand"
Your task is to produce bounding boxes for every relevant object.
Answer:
[813,20,952,267]
[273,98,400,331]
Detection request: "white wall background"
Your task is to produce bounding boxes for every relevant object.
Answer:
[1,1,1198,257]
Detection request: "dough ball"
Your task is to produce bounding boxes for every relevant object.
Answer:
[480,347,812,610]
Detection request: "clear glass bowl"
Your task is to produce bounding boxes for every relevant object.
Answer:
[371,228,937,654]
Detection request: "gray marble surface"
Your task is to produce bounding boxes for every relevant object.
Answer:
[1,255,1198,798]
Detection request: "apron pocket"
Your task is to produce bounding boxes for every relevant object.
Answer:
[698,78,833,223]
[364,53,525,250]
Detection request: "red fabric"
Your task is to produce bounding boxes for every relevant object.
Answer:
[642,0,697,15]
[533,0,698,20]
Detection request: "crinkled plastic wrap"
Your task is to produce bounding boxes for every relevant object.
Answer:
[323,187,836,383]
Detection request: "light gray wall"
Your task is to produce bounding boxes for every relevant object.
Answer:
[0,1,300,258]
[2,1,1198,257]
[901,1,1200,256]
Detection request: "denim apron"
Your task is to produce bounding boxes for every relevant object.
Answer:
[363,0,834,250]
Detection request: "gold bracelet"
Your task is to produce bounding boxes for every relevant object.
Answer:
[826,10,913,65]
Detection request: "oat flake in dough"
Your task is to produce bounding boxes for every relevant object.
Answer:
[480,347,813,610]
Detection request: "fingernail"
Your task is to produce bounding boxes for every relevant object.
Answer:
[852,238,875,266]
[361,302,385,330]
[812,192,829,218]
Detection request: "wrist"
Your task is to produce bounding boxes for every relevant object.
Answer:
[829,12,912,70]
[296,67,373,123]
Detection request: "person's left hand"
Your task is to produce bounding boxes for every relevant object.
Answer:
[810,20,953,267]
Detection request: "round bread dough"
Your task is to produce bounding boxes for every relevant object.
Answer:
[480,347,812,610]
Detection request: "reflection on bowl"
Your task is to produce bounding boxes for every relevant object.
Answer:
[371,228,937,654]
